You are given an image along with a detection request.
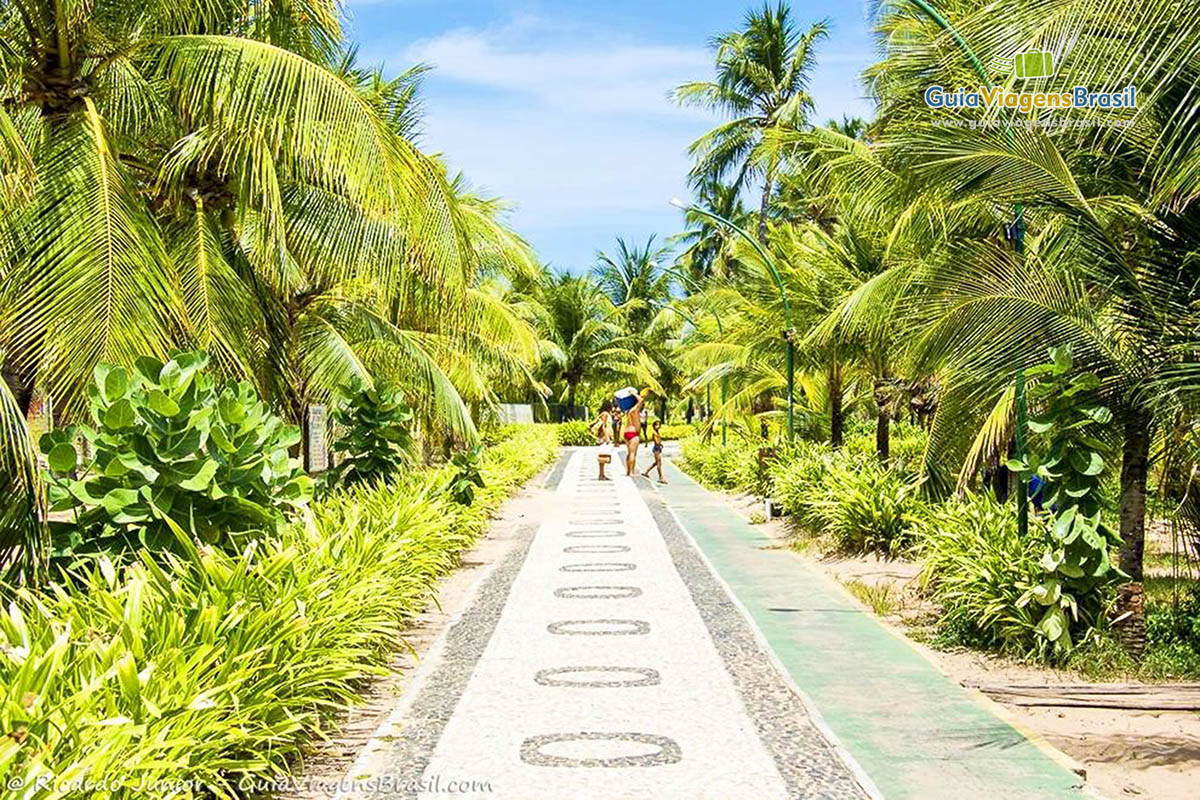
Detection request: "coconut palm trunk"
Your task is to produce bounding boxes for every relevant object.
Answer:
[1114,407,1151,656]
[829,362,844,448]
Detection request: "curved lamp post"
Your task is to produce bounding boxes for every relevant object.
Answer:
[671,198,795,442]
[902,0,1029,537]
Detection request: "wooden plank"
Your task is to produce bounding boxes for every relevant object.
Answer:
[964,681,1200,711]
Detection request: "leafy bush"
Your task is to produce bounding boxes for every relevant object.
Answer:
[679,438,755,492]
[770,443,918,555]
[804,455,919,556]
[1146,585,1200,659]
[1007,346,1121,653]
[555,419,595,446]
[917,492,1047,655]
[40,352,310,560]
[0,425,557,796]
[771,440,835,523]
[479,421,522,446]
[446,445,486,505]
[328,378,414,486]
[657,423,696,441]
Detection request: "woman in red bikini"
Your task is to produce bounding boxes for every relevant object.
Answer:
[621,389,648,476]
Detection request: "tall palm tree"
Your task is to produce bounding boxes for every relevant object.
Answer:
[0,0,469,424]
[0,1,549,569]
[536,271,635,415]
[674,3,828,243]
[594,236,674,334]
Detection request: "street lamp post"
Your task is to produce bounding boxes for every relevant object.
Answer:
[671,198,795,442]
[902,0,1029,538]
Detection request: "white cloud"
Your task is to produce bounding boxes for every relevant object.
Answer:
[392,15,872,268]
[395,18,712,266]
[403,22,710,117]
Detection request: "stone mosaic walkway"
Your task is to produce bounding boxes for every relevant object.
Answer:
[360,450,875,799]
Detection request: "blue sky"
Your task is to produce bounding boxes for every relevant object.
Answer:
[344,1,877,271]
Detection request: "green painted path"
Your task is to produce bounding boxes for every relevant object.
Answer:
[651,457,1092,800]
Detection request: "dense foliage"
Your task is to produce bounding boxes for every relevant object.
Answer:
[0,425,557,796]
[329,379,415,486]
[555,419,595,446]
[1007,348,1122,652]
[40,353,310,561]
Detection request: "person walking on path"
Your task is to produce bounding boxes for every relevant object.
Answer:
[642,419,667,484]
[591,401,614,480]
[621,389,648,477]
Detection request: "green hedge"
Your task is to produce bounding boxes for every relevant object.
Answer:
[0,426,558,797]
[555,419,594,446]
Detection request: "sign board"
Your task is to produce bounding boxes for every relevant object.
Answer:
[306,405,328,473]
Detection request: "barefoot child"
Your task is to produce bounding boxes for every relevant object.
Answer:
[641,419,667,483]
[591,401,614,480]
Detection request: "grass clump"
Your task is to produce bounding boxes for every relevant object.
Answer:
[844,579,901,616]
[555,419,595,446]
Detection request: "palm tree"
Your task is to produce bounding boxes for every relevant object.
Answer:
[0,1,468,424]
[0,1,550,568]
[536,271,635,416]
[861,0,1200,644]
[683,226,853,443]
[670,177,750,283]
[594,236,674,333]
[674,3,828,243]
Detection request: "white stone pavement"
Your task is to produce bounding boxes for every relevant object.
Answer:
[417,450,787,799]
[353,449,870,800]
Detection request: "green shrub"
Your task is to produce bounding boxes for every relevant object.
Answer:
[40,352,310,561]
[555,419,594,446]
[1146,585,1200,657]
[0,425,557,796]
[328,378,414,486]
[479,421,522,446]
[917,492,1048,656]
[771,444,917,555]
[446,445,486,505]
[657,423,696,441]
[771,440,835,524]
[679,438,755,492]
[806,455,919,556]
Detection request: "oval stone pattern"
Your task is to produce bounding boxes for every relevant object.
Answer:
[553,585,642,600]
[559,562,636,572]
[546,619,650,636]
[519,732,682,767]
[563,544,630,554]
[534,666,661,688]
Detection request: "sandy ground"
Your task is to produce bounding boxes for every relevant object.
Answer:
[717,488,1200,800]
[277,465,559,799]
